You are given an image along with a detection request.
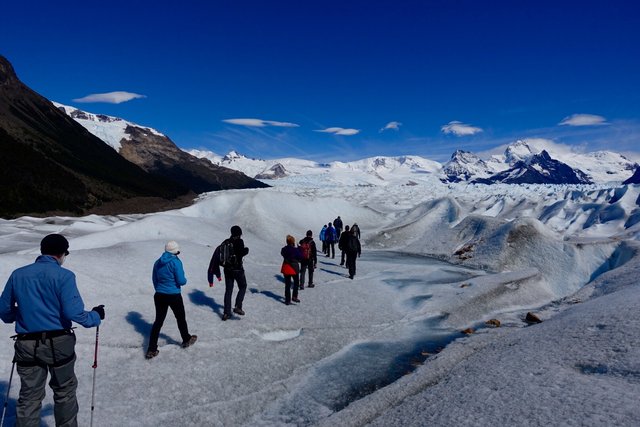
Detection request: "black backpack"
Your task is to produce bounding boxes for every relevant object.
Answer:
[218,240,237,267]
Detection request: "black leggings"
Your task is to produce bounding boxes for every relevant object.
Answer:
[148,293,191,352]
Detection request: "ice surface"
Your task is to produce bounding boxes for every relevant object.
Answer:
[1,173,639,426]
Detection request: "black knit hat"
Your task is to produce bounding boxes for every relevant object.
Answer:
[230,225,242,237]
[40,234,69,255]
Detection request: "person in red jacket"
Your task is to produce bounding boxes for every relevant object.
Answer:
[280,235,302,305]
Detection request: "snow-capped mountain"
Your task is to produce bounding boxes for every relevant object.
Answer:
[55,103,268,193]
[188,149,441,181]
[439,139,638,185]
[54,102,164,152]
[474,150,592,185]
[442,150,505,182]
[500,139,638,183]
[187,149,323,178]
[53,101,639,188]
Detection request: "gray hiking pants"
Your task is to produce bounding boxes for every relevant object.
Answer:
[14,333,78,427]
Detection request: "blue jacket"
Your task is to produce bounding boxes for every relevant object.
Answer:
[153,252,187,294]
[326,226,337,243]
[0,256,101,333]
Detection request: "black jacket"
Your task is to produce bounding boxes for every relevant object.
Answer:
[208,236,249,282]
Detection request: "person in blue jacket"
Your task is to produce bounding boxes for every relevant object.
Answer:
[0,233,104,427]
[146,241,197,359]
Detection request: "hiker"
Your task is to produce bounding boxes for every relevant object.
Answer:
[351,223,361,239]
[208,225,250,320]
[333,216,343,239]
[0,234,104,426]
[338,225,351,266]
[146,241,197,359]
[298,230,318,288]
[344,229,362,279]
[319,224,328,255]
[325,222,338,259]
[280,235,302,305]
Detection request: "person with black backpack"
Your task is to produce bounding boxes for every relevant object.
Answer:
[333,216,343,239]
[344,228,362,280]
[338,225,351,266]
[298,230,318,289]
[208,225,250,321]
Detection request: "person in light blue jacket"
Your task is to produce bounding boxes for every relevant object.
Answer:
[0,233,104,427]
[146,241,197,359]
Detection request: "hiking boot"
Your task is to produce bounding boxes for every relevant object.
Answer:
[222,313,231,321]
[308,284,315,288]
[182,335,198,348]
[145,350,159,359]
[349,275,354,280]
[299,285,304,290]
[292,297,300,303]
[233,307,245,315]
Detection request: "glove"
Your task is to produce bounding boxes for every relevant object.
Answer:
[217,275,222,281]
[92,305,105,320]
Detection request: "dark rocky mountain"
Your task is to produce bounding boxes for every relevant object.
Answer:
[0,55,267,218]
[0,55,190,218]
[623,166,640,185]
[473,150,593,185]
[255,163,288,179]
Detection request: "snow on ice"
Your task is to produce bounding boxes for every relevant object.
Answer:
[0,167,639,426]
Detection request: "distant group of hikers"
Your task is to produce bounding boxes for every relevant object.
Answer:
[277,216,362,306]
[0,218,362,425]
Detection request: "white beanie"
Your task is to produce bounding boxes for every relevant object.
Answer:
[165,240,180,254]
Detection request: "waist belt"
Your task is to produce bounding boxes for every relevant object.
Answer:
[16,329,73,341]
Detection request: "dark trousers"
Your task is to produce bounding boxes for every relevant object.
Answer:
[321,241,327,254]
[326,242,335,258]
[300,260,314,285]
[340,250,346,265]
[14,333,78,427]
[224,268,247,315]
[284,274,299,304]
[346,252,358,277]
[148,292,191,352]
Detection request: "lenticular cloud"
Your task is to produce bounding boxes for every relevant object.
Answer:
[441,121,483,136]
[72,91,146,104]
[223,118,300,128]
[558,113,607,126]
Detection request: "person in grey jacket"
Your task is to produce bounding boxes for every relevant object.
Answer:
[146,241,197,359]
[0,233,104,427]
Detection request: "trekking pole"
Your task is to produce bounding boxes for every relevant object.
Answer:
[90,326,99,427]
[1,359,16,427]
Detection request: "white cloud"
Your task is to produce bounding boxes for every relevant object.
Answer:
[72,91,146,104]
[380,121,402,132]
[314,127,360,136]
[558,114,607,126]
[222,118,299,128]
[441,121,483,136]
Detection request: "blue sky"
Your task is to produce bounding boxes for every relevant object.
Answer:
[2,1,639,161]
